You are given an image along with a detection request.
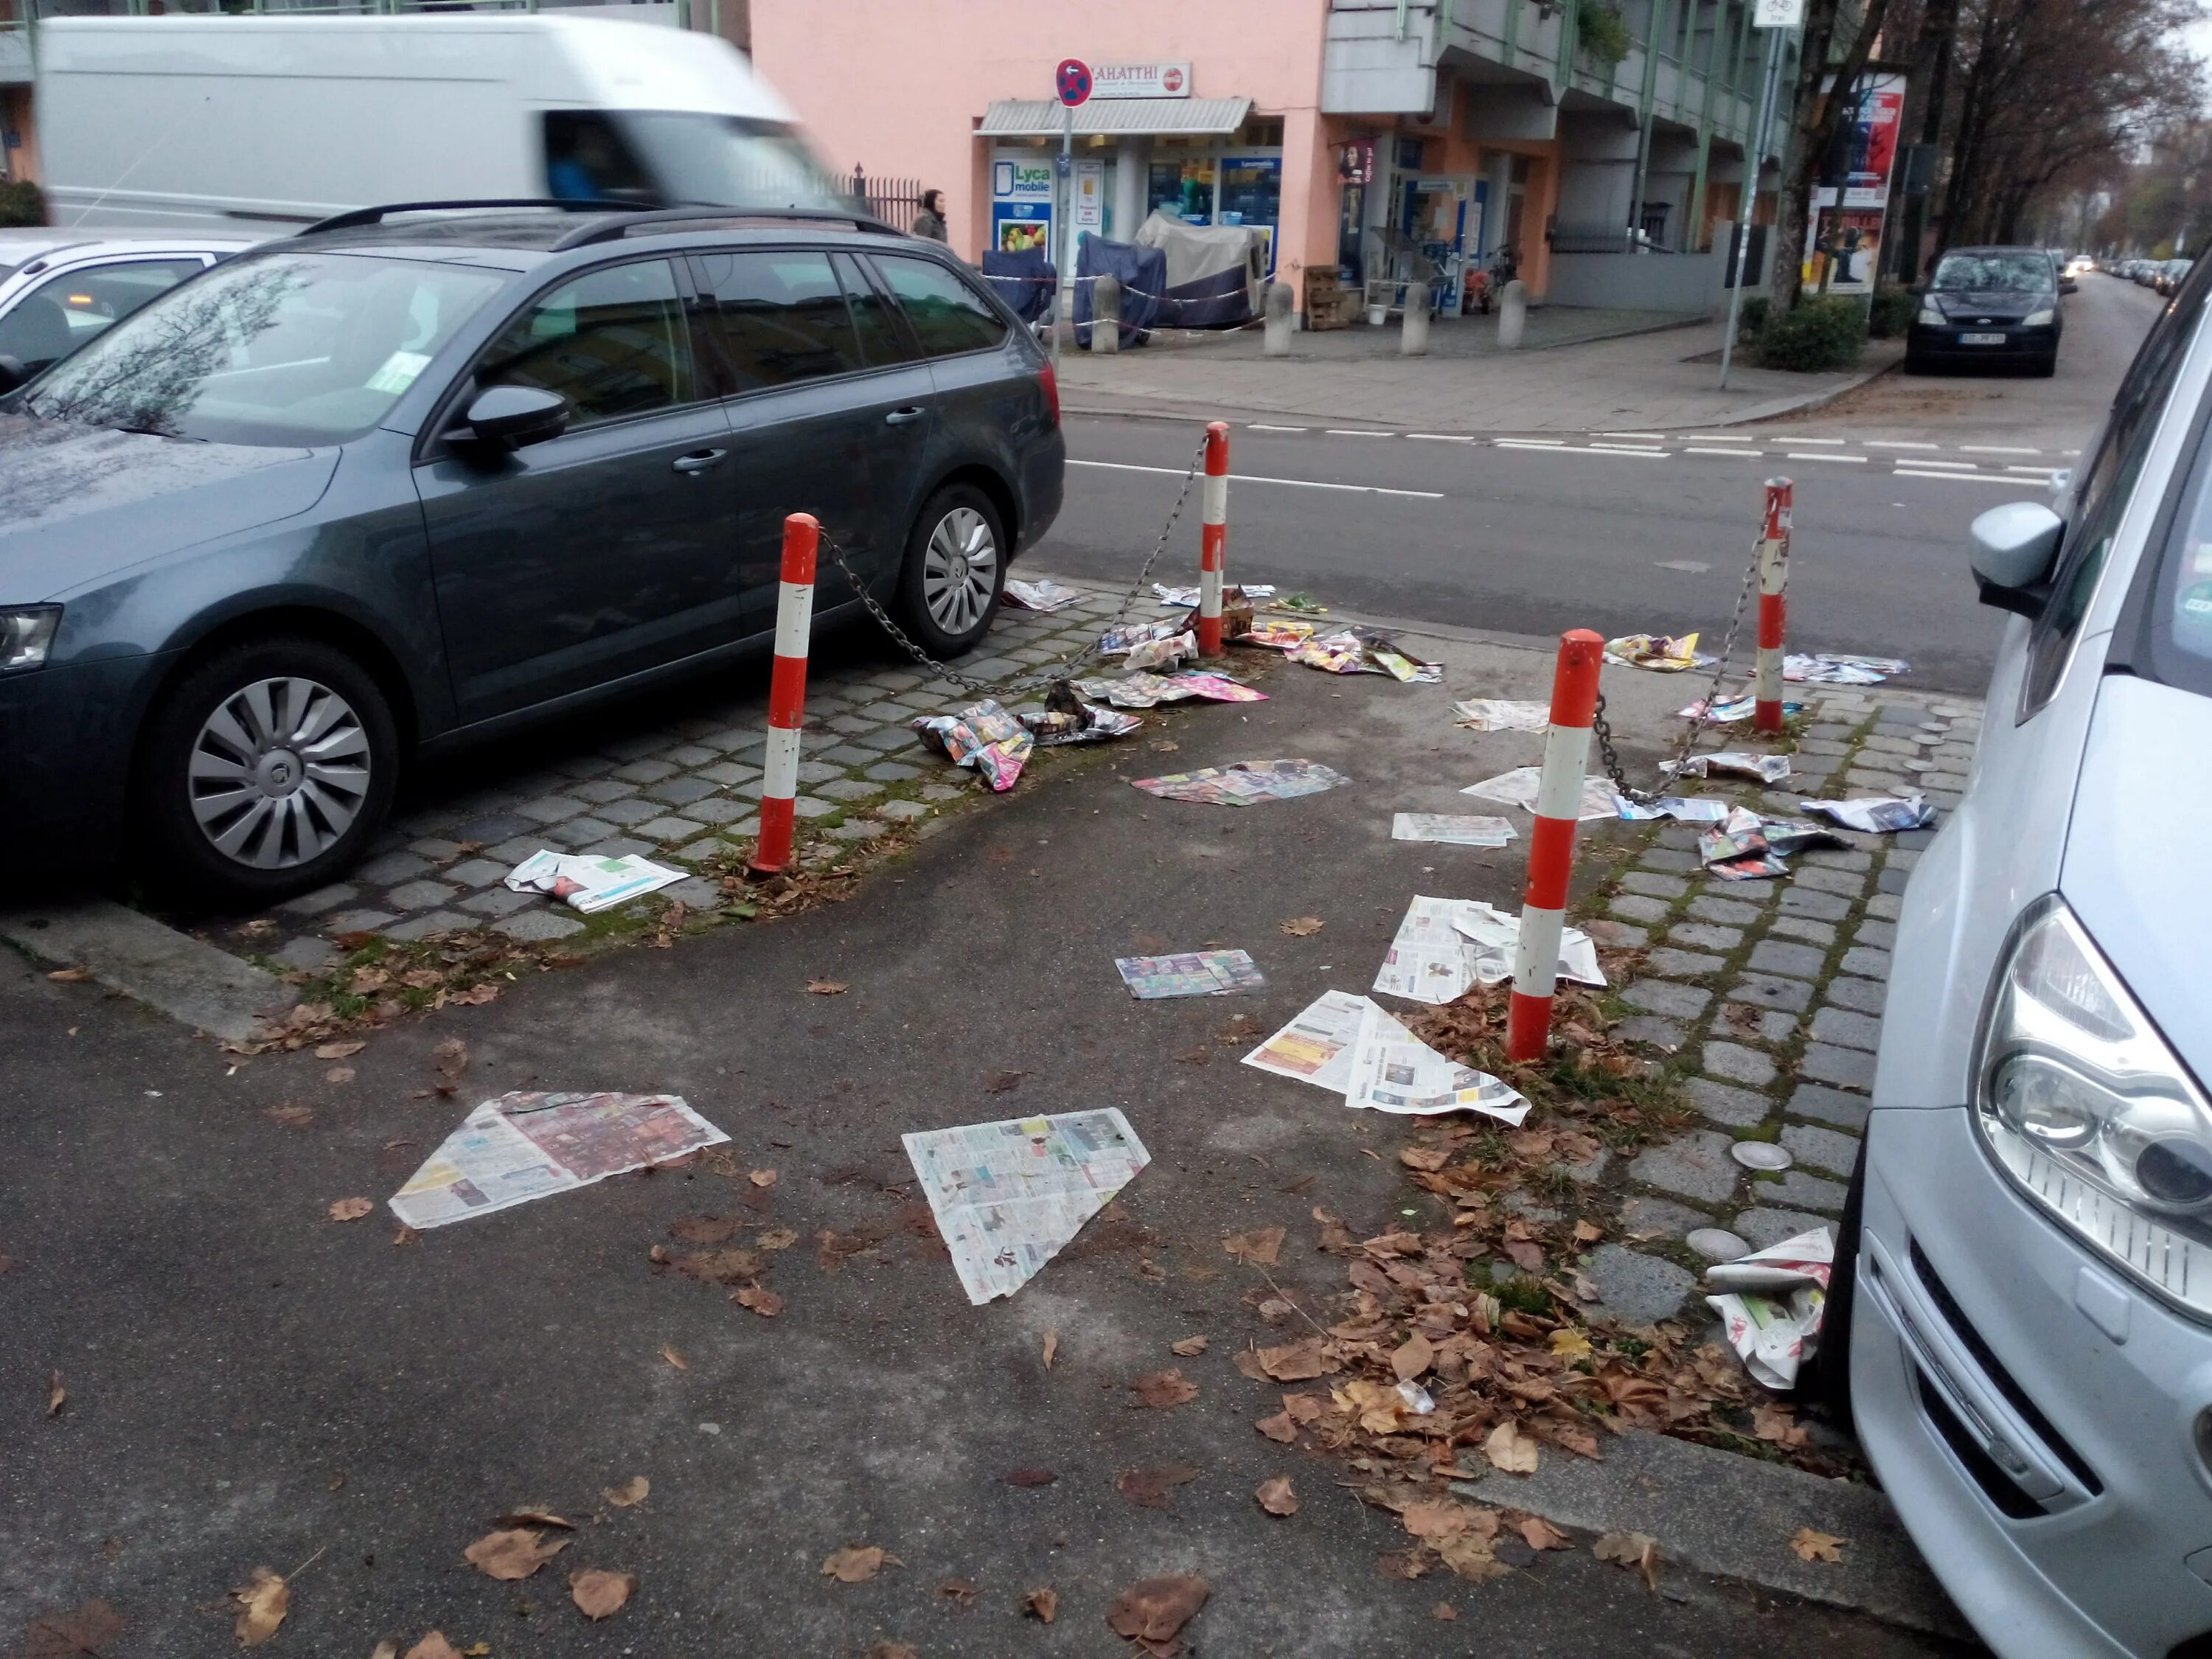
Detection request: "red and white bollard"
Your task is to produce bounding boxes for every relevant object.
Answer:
[1197,420,1229,655]
[747,512,817,880]
[1506,629,1607,1063]
[1753,477,1793,734]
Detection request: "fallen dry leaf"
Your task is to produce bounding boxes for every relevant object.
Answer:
[669,1215,741,1245]
[315,1040,366,1060]
[1279,917,1324,936]
[1023,1586,1058,1624]
[324,1066,356,1085]
[938,1577,978,1609]
[1255,1476,1298,1517]
[1397,1145,1450,1172]
[1485,1419,1540,1475]
[1106,1575,1210,1649]
[1256,1338,1327,1381]
[1116,1464,1200,1510]
[1755,1402,1808,1448]
[866,1644,917,1659]
[603,1476,650,1508]
[805,980,847,995]
[1130,1369,1198,1410]
[757,1227,799,1250]
[1433,1601,1459,1621]
[733,1284,784,1317]
[1573,1219,1604,1243]
[748,1169,778,1189]
[21,1598,125,1657]
[403,1636,462,1659]
[1594,1530,1660,1590]
[1402,1500,1476,1542]
[495,1508,572,1531]
[370,1642,400,1659]
[659,1344,689,1371]
[1390,1333,1433,1381]
[1550,1328,1593,1361]
[821,1545,898,1584]
[1790,1526,1845,1564]
[268,1105,315,1129]
[1255,1409,1298,1443]
[1222,1226,1284,1267]
[984,1069,1027,1092]
[569,1568,636,1620]
[465,1528,568,1581]
[232,1567,288,1648]
[46,967,91,983]
[1004,1467,1057,1487]
[46,1369,64,1417]
[1170,1335,1209,1357]
[1041,1329,1060,1369]
[451,983,498,1007]
[327,1197,372,1222]
[1520,1515,1573,1551]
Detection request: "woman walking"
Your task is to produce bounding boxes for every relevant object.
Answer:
[911,188,948,243]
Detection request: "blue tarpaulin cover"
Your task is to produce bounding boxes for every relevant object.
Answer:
[980,248,1055,323]
[1074,234,1167,348]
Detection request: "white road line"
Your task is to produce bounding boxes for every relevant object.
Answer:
[1590,442,1669,454]
[1790,437,1848,445]
[1557,445,1668,459]
[1405,432,1475,442]
[1786,451,1869,463]
[1066,459,1442,498]
[1326,428,1396,437]
[1249,422,1308,432]
[1686,446,1764,458]
[1495,438,1569,448]
[1868,439,1941,450]
[1598,431,1666,439]
[1961,445,2041,455]
[2006,465,2061,476]
[1900,459,1979,470]
[1895,468,2037,485]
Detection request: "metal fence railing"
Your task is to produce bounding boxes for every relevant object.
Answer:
[849,168,923,234]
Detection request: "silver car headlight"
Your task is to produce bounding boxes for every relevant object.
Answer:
[1975,896,2212,1317]
[0,606,60,673]
[1917,301,1945,325]
[2023,307,2056,327]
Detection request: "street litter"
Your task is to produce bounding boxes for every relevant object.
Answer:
[1785,653,1909,685]
[1116,950,1265,999]
[1373,895,1601,1005]
[1003,578,1083,613]
[504,851,684,914]
[1343,998,1529,1124]
[1662,751,1792,784]
[1615,796,1731,823]
[1154,582,1274,608]
[1124,630,1196,672]
[902,1108,1151,1304]
[1451,698,1551,733]
[1099,618,1188,655]
[1460,766,1623,821]
[1290,626,1443,683]
[912,698,1033,790]
[1603,632,1711,672]
[1676,693,1807,723]
[1275,593,1327,614]
[1240,619,1315,650]
[1074,670,1266,709]
[1020,706,1142,746]
[1731,1141,1792,1171]
[1705,1228,1834,1390]
[1241,989,1371,1092]
[389,1093,727,1230]
[1800,795,1938,833]
[1130,759,1350,806]
[1391,813,1517,846]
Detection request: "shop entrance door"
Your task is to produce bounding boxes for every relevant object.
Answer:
[1399,175,1483,313]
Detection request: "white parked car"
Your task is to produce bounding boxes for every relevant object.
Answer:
[1840,256,2212,1655]
[0,232,261,384]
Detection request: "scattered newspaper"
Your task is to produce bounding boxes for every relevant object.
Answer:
[1662,751,1792,784]
[1784,653,1908,686]
[1155,582,1275,608]
[1452,898,1604,988]
[1676,693,1806,723]
[389,1092,728,1230]
[1343,1000,1529,1124]
[505,851,685,914]
[1391,813,1517,846]
[1124,630,1197,672]
[903,1109,1152,1304]
[1131,759,1351,806]
[1615,796,1731,824]
[1461,766,1624,821]
[1074,671,1267,709]
[1371,895,1601,1004]
[1116,950,1265,999]
[1800,795,1938,833]
[1243,620,1315,650]
[1451,698,1551,733]
[1004,578,1083,612]
[1706,1228,1834,1389]
[1289,626,1442,682]
[912,698,1032,790]
[1603,632,1708,671]
[1099,618,1187,655]
[1020,706,1141,746]
[1241,989,1373,1093]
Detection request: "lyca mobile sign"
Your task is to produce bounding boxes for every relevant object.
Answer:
[1092,61,1192,98]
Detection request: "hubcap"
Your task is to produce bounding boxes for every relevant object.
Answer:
[921,507,998,636]
[188,675,371,870]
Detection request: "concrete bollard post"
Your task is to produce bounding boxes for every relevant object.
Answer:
[1197,421,1229,656]
[1263,279,1295,355]
[1506,629,1606,1062]
[1498,279,1528,350]
[1753,477,1794,733]
[1091,273,1120,354]
[1399,283,1432,356]
[746,512,817,880]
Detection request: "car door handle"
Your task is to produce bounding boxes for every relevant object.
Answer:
[672,448,728,473]
[885,406,927,425]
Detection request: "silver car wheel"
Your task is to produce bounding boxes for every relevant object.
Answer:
[187,675,372,870]
[921,505,998,636]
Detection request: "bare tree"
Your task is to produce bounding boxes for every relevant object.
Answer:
[1770,0,1894,313]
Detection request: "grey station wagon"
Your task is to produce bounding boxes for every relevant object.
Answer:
[0,202,1064,904]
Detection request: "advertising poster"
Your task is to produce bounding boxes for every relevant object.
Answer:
[991,155,1054,254]
[1806,205,1886,294]
[1803,72,1905,293]
[1841,72,1905,208]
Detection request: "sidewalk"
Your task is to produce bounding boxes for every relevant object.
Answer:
[1060,310,1904,435]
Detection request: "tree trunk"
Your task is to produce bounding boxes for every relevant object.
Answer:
[1890,0,1958,279]
[1773,0,1892,312]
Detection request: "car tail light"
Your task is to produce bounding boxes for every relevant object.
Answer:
[1038,361,1060,428]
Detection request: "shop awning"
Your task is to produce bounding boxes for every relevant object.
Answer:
[977,96,1253,137]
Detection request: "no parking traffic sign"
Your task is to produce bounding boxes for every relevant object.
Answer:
[1056,59,1093,106]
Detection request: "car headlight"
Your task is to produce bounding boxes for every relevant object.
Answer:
[0,606,60,673]
[1975,896,2212,1318]
[1917,302,1945,325]
[2024,307,2056,327]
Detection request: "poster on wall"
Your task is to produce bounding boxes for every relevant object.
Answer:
[992,155,1054,254]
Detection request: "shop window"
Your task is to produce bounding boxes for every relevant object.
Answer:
[1148,158,1216,225]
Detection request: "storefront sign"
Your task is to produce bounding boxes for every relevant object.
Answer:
[1074,159,1105,234]
[1092,61,1191,99]
[991,156,1054,255]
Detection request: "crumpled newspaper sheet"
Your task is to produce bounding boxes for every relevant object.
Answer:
[911,698,1032,790]
[1799,794,1937,833]
[1115,950,1265,998]
[1661,751,1792,784]
[1452,698,1551,732]
[1240,990,1527,1124]
[1004,578,1083,612]
[1785,652,1908,685]
[1706,1228,1834,1389]
[1461,766,1624,821]
[1131,759,1351,806]
[1372,896,1602,1005]
[1074,671,1265,709]
[1604,632,1710,672]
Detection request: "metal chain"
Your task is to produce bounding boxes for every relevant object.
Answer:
[1590,511,1766,804]
[818,434,1211,702]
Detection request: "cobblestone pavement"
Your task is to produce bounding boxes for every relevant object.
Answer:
[1577,684,1982,1314]
[235,584,1147,973]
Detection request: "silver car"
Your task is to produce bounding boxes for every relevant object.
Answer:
[1844,257,2212,1654]
[0,230,262,383]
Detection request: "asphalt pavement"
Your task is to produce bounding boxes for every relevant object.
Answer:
[1034,273,2163,696]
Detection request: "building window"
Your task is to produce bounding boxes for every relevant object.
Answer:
[1148,157,1217,224]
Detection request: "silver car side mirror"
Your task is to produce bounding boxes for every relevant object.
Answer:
[1969,500,2065,619]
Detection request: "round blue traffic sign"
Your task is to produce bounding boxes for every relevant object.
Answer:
[1056,58,1092,106]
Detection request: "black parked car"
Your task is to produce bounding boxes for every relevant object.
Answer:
[0,202,1064,903]
[1905,245,2063,376]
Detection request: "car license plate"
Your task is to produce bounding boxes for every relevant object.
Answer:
[1959,332,2007,346]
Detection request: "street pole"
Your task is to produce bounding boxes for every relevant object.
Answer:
[1055,100,1071,373]
[1719,22,1786,390]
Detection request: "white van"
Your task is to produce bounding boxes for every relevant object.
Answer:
[35,13,839,230]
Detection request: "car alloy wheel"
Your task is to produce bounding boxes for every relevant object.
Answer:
[187,675,373,869]
[922,505,999,637]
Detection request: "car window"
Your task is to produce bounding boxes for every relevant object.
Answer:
[2021,265,2212,713]
[873,254,1009,358]
[832,252,917,368]
[690,248,863,391]
[1933,251,2052,292]
[0,257,206,375]
[476,257,695,425]
[543,111,656,204]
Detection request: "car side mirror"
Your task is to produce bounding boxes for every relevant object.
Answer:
[1970,501,2064,620]
[463,385,570,450]
[0,355,28,395]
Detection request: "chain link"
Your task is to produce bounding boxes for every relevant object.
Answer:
[818,434,1211,702]
[1590,509,1766,804]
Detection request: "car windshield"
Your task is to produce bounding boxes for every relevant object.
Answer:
[1932,251,2053,292]
[2127,397,2212,701]
[21,249,506,446]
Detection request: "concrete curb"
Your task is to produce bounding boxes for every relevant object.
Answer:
[1717,352,1905,427]
[0,898,286,1046]
[1453,1428,1969,1640]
